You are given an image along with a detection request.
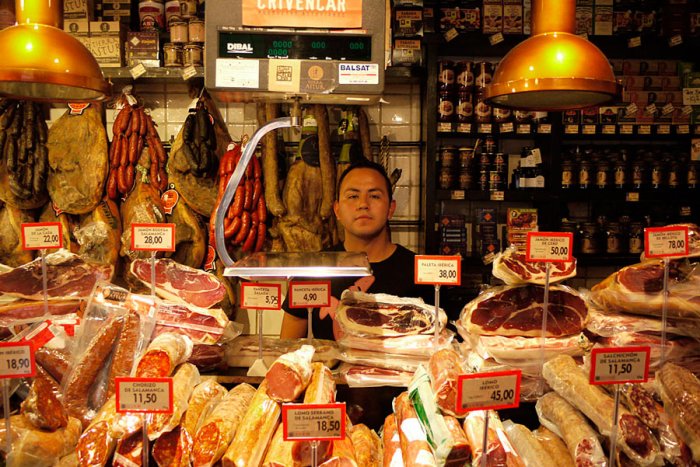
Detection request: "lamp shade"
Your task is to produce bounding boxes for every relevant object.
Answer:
[484,0,620,110]
[0,0,110,102]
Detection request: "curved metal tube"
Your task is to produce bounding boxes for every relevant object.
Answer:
[215,116,295,267]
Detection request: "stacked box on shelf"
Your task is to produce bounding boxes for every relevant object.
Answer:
[99,0,131,22]
[506,207,537,253]
[476,208,499,259]
[482,0,503,34]
[439,215,468,257]
[439,1,481,34]
[89,20,126,67]
[392,0,423,67]
[64,0,93,20]
[126,31,160,67]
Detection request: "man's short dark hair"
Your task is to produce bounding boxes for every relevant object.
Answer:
[337,159,393,201]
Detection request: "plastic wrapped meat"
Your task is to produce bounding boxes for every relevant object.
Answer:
[224,336,339,369]
[493,246,576,285]
[265,344,314,402]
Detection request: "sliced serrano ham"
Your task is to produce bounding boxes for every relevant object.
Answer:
[130,258,225,309]
[336,291,447,338]
[460,284,588,338]
[265,344,315,402]
[493,247,576,285]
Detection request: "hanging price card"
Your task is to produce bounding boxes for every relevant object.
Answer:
[288,281,331,309]
[457,370,521,413]
[414,255,461,286]
[283,403,346,441]
[241,283,282,310]
[116,377,174,413]
[590,346,651,385]
[21,222,63,250]
[644,225,689,258]
[0,343,35,379]
[131,223,176,251]
[525,232,573,262]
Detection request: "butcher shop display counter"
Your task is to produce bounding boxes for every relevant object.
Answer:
[223,251,372,278]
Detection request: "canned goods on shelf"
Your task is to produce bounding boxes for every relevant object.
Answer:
[438,167,454,189]
[475,61,493,88]
[455,61,474,91]
[188,18,205,43]
[438,61,455,92]
[439,146,457,168]
[163,43,183,67]
[183,43,203,66]
[438,92,455,123]
[169,21,188,43]
[456,92,473,123]
[179,0,197,17]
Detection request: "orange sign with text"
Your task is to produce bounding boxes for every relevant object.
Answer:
[242,0,363,28]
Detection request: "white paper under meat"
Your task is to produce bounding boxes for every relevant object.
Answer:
[586,306,700,339]
[338,347,428,372]
[337,330,455,357]
[492,246,577,286]
[224,336,339,369]
[336,362,413,388]
[469,333,592,366]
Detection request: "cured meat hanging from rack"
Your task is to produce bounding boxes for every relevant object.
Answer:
[47,103,108,214]
[0,99,50,209]
[0,202,34,266]
[460,284,588,337]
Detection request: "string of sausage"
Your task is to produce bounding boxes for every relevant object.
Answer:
[210,143,267,253]
[107,104,168,199]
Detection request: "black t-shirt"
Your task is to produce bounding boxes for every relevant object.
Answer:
[284,244,433,340]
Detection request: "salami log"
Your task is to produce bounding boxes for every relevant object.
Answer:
[503,420,557,466]
[291,362,335,464]
[530,426,575,467]
[3,415,81,467]
[113,428,144,467]
[463,410,524,467]
[320,437,358,466]
[394,392,437,466]
[266,344,315,402]
[350,423,382,467]
[134,332,193,378]
[259,103,285,216]
[443,416,471,467]
[20,366,68,431]
[313,104,335,220]
[182,379,227,437]
[148,363,200,440]
[76,397,118,467]
[382,414,404,467]
[152,423,191,467]
[106,311,141,397]
[222,380,281,467]
[191,383,256,466]
[428,349,464,418]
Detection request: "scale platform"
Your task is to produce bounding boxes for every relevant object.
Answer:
[224,251,372,279]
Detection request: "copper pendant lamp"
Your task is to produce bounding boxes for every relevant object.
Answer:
[484,0,621,110]
[0,0,110,102]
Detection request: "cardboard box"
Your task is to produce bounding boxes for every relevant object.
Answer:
[581,106,599,124]
[90,20,125,36]
[89,35,123,67]
[64,18,90,36]
[594,0,613,35]
[64,0,91,19]
[599,106,620,123]
[576,3,594,35]
[394,6,423,37]
[502,0,522,34]
[101,1,131,21]
[392,39,422,67]
[523,0,532,35]
[482,0,503,34]
[126,31,159,57]
[507,208,538,231]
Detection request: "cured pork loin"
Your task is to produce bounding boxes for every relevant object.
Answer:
[493,247,576,285]
[336,291,447,338]
[591,259,700,319]
[502,421,557,466]
[535,392,605,467]
[130,258,225,309]
[531,426,574,467]
[350,424,382,467]
[0,249,112,300]
[657,363,700,462]
[382,414,405,466]
[460,284,588,338]
[265,344,315,402]
[428,348,465,417]
[148,363,200,440]
[463,410,524,466]
[542,355,661,465]
[394,391,437,466]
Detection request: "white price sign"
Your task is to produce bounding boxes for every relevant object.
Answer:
[644,226,689,258]
[282,403,346,441]
[21,222,63,250]
[116,377,173,413]
[457,370,521,413]
[241,283,281,310]
[414,255,461,286]
[288,281,331,309]
[131,223,176,251]
[0,343,35,379]
[590,347,650,385]
[526,232,573,263]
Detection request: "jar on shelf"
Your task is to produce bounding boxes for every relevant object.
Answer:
[613,159,627,189]
[438,60,455,92]
[561,220,579,254]
[457,166,473,189]
[163,43,183,67]
[478,169,489,191]
[688,161,699,189]
[474,89,492,123]
[456,91,474,123]
[493,153,506,171]
[580,222,601,254]
[183,43,203,66]
[667,160,681,189]
[631,160,646,189]
[456,61,474,91]
[628,222,644,254]
[475,61,493,88]
[439,146,457,168]
[188,18,204,43]
[606,222,623,254]
[437,91,455,123]
[596,160,610,189]
[169,21,188,43]
[489,170,504,191]
[561,160,575,189]
[458,147,474,168]
[578,160,591,189]
[438,167,454,189]
[650,160,664,189]
[493,106,511,123]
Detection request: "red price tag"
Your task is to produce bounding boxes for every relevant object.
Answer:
[282,403,346,441]
[414,255,461,286]
[288,281,331,309]
[241,283,281,310]
[590,346,651,385]
[116,377,174,413]
[644,226,689,258]
[21,222,63,250]
[456,370,521,414]
[526,232,573,263]
[0,343,35,379]
[131,223,176,251]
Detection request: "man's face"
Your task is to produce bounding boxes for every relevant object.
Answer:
[334,167,396,240]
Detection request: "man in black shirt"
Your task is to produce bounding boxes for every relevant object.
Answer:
[280,160,431,340]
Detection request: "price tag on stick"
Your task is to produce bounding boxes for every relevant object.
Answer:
[115,377,174,413]
[644,226,689,258]
[590,346,651,385]
[456,370,521,414]
[414,255,461,286]
[0,343,35,379]
[288,281,331,309]
[21,223,63,250]
[282,403,346,441]
[241,283,282,310]
[526,232,573,262]
[131,223,176,251]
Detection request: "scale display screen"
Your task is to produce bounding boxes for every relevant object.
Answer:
[219,32,372,61]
